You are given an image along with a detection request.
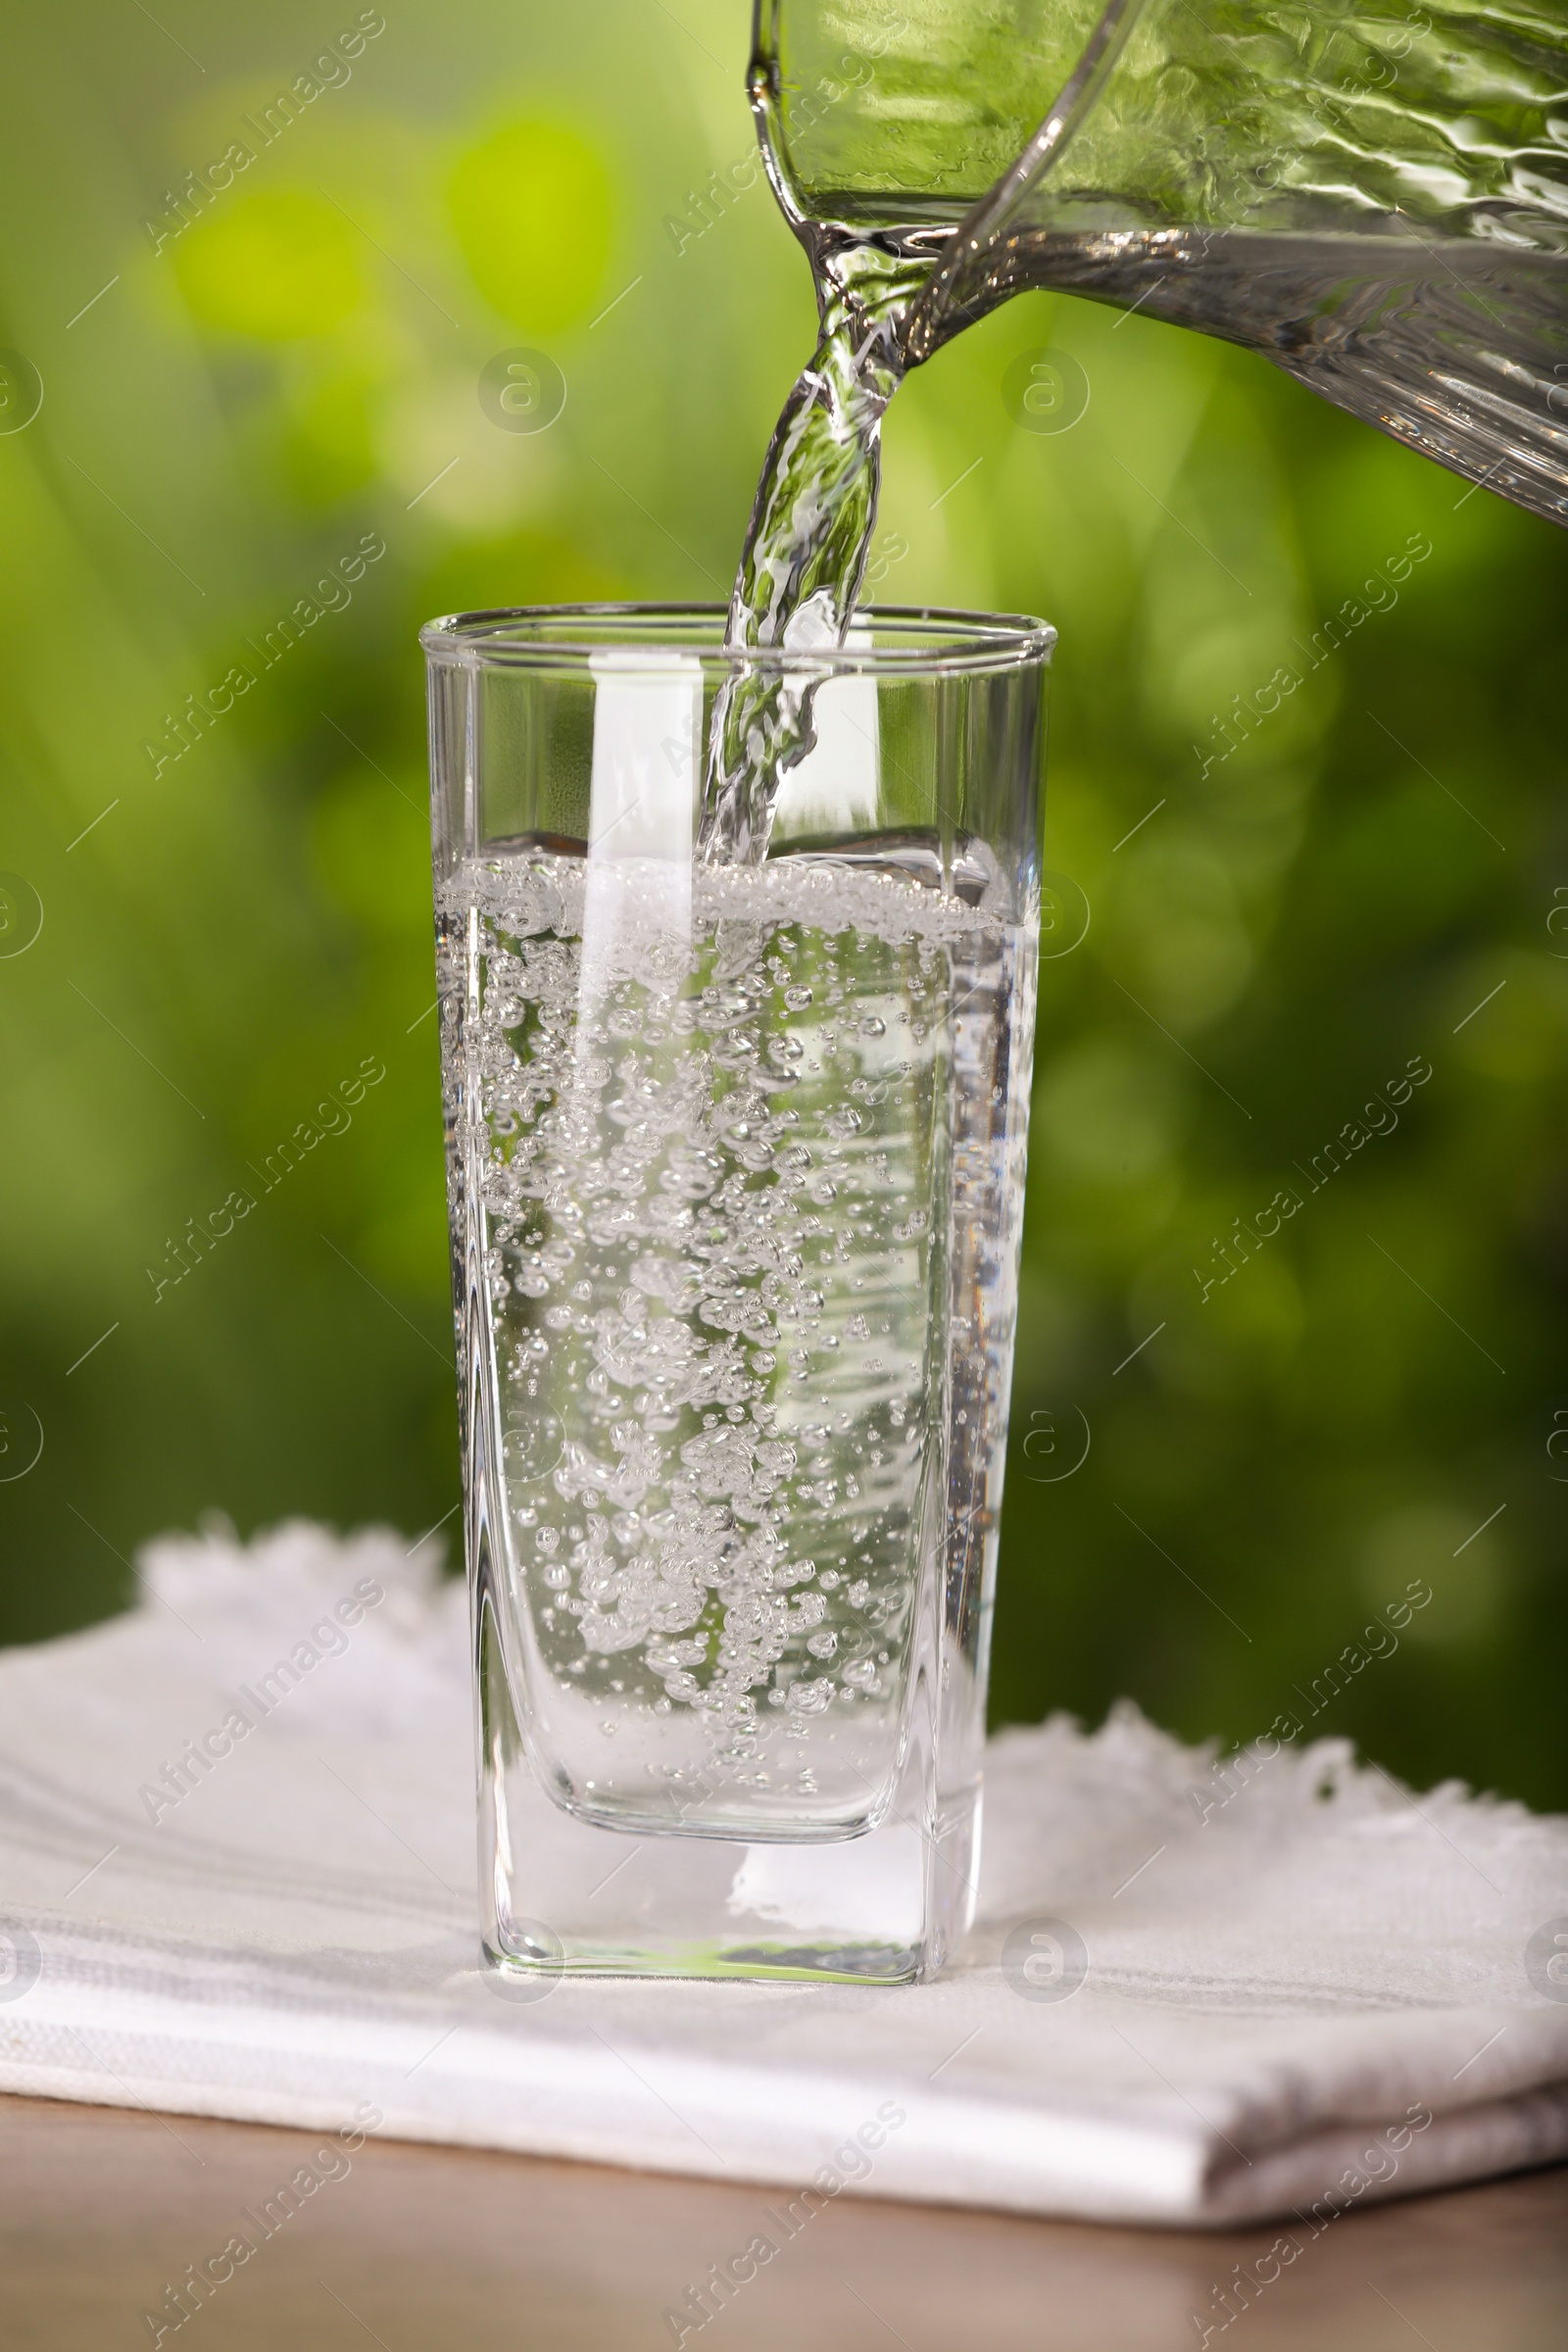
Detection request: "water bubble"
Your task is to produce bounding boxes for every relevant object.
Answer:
[450,845,1019,1818]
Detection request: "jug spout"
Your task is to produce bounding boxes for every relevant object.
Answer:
[754,1,1568,526]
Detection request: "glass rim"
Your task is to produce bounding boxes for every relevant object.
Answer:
[418,601,1055,675]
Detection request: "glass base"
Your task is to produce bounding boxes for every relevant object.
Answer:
[477,1590,979,1985]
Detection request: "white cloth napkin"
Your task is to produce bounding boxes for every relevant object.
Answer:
[2,1521,1565,2228]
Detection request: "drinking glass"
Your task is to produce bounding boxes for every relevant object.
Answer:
[422,604,1052,1982]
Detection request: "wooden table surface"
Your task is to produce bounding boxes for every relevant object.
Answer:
[3,2091,1564,2351]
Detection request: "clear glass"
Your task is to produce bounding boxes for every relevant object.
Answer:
[422,605,1052,1982]
[758,1,1568,527]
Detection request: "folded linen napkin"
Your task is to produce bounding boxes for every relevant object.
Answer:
[1,1521,1565,2229]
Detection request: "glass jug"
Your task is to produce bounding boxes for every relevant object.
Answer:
[753,0,1568,526]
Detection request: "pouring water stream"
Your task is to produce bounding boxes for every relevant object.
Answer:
[700,0,1568,862]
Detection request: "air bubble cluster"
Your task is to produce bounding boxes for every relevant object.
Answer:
[439,847,1012,1827]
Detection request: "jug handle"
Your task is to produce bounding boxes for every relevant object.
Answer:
[905,0,1154,361]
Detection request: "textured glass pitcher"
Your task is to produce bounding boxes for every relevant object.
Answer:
[756,0,1568,526]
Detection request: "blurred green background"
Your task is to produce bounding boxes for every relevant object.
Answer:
[0,1,1563,1807]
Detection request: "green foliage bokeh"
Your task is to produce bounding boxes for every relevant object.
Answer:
[0,0,1562,1808]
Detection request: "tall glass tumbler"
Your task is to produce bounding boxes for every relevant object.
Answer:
[422,605,1053,1984]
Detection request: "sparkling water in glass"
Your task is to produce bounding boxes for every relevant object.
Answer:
[423,605,1051,1982]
